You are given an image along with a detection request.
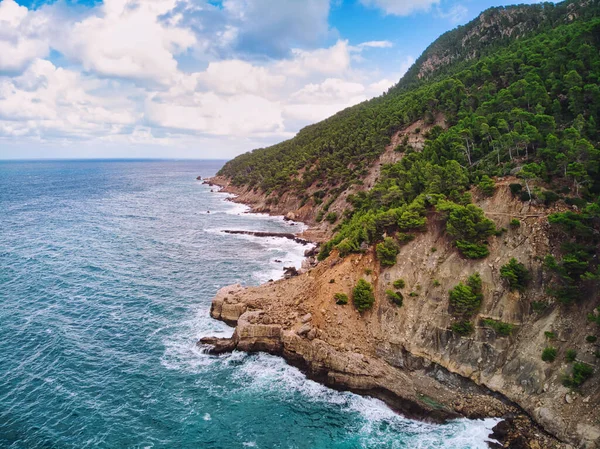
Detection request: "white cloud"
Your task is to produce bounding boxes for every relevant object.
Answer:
[0,0,49,72]
[0,59,137,139]
[436,4,469,24]
[0,0,407,158]
[360,0,440,16]
[54,0,196,85]
[356,40,393,49]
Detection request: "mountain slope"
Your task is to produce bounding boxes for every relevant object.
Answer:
[209,1,600,447]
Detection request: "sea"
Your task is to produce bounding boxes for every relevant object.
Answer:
[0,160,498,449]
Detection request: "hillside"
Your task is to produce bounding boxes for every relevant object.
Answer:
[207,1,600,447]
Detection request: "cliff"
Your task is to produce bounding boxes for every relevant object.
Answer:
[201,1,600,446]
[202,180,600,449]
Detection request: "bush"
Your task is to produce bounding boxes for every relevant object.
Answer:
[540,190,560,205]
[478,175,496,197]
[376,237,400,267]
[532,301,548,312]
[500,258,531,292]
[542,347,557,362]
[353,279,375,312]
[482,318,514,336]
[364,268,373,275]
[563,363,594,388]
[326,212,338,224]
[451,321,474,336]
[510,218,521,228]
[509,183,523,196]
[433,279,441,287]
[386,290,403,307]
[455,241,490,259]
[566,349,577,362]
[334,293,349,305]
[393,279,406,289]
[544,331,557,340]
[449,273,483,317]
[409,291,418,297]
[520,191,532,202]
[586,335,597,343]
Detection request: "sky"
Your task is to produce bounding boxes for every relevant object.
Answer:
[0,0,547,160]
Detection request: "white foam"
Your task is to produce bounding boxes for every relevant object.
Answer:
[203,413,211,421]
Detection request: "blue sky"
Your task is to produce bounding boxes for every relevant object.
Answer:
[1,0,547,160]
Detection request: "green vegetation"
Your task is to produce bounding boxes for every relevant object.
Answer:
[533,301,548,313]
[325,212,338,224]
[544,331,557,340]
[451,321,474,336]
[433,279,441,287]
[219,2,600,308]
[563,363,594,388]
[500,258,531,292]
[376,237,400,267]
[449,273,483,317]
[482,318,515,336]
[353,279,375,312]
[438,201,497,259]
[334,293,349,305]
[542,347,557,362]
[586,335,597,343]
[386,290,404,307]
[510,218,521,228]
[393,279,406,289]
[478,175,496,196]
[409,292,419,297]
[566,349,577,362]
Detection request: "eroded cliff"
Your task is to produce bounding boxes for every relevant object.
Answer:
[202,181,600,449]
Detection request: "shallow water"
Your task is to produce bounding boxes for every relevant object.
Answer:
[0,160,498,448]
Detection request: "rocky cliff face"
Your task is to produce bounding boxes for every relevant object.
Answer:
[202,181,600,449]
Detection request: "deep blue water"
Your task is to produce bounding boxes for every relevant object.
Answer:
[0,160,497,449]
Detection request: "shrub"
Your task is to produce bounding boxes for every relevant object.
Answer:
[316,210,324,222]
[482,318,514,336]
[353,279,375,312]
[393,279,406,289]
[455,241,490,259]
[563,363,594,388]
[540,190,560,205]
[586,335,597,343]
[433,279,441,287]
[449,273,483,317]
[566,349,577,362]
[544,331,557,340]
[542,347,557,362]
[533,301,548,312]
[364,268,373,275]
[451,321,474,336]
[334,293,349,305]
[409,292,419,297]
[520,191,532,202]
[500,258,531,292]
[376,237,400,267]
[431,247,437,253]
[386,290,403,307]
[329,279,335,284]
[325,212,338,224]
[510,218,521,228]
[509,183,523,196]
[478,175,496,197]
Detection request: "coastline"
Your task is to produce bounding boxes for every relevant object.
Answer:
[200,175,567,449]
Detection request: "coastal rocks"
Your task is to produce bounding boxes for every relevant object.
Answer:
[209,284,248,326]
[283,266,299,279]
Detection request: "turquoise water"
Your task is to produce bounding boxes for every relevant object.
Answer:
[0,160,497,449]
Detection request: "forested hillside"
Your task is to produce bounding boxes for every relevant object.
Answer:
[219,0,600,307]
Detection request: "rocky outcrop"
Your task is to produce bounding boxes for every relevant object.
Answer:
[202,182,600,449]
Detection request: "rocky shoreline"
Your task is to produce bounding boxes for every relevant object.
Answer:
[199,175,588,449]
